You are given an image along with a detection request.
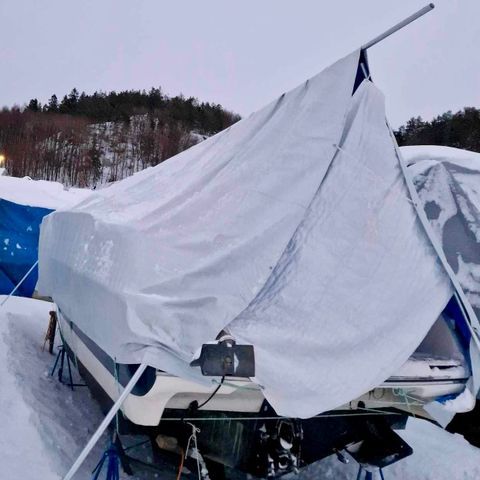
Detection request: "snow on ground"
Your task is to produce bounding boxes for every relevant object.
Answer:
[0,298,57,478]
[0,296,176,479]
[1,295,480,479]
[300,419,480,479]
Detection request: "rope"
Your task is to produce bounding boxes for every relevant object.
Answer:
[185,423,202,478]
[157,410,403,423]
[0,260,38,307]
[356,405,402,415]
[176,449,185,480]
[212,378,263,391]
[177,423,206,480]
[123,439,150,452]
[113,359,121,436]
[393,388,417,418]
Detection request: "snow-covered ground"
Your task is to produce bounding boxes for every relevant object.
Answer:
[302,419,480,479]
[1,296,480,479]
[0,296,176,479]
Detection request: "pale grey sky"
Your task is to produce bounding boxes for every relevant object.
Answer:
[1,0,479,126]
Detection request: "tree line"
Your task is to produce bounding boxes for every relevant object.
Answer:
[0,88,240,186]
[1,89,479,188]
[394,107,480,152]
[25,87,240,136]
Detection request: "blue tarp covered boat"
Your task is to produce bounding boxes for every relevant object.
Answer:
[0,198,53,297]
[0,174,90,297]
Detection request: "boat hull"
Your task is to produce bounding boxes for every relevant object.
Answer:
[57,311,469,477]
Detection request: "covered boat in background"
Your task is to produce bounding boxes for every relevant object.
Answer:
[402,145,480,323]
[402,145,480,445]
[38,47,480,478]
[0,176,89,297]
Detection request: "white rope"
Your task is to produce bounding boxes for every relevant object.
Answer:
[179,423,211,480]
[0,260,38,307]
[393,388,416,418]
[185,423,202,479]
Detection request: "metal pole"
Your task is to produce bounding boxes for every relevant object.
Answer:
[362,3,435,50]
[0,260,39,307]
[63,362,148,480]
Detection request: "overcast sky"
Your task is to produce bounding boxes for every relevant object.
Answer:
[1,0,479,127]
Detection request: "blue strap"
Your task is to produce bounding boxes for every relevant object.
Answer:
[356,466,385,480]
[91,445,120,480]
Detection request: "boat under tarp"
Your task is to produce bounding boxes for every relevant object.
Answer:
[0,176,90,297]
[37,49,474,419]
[402,145,480,323]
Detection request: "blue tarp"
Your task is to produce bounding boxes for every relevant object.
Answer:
[0,198,53,297]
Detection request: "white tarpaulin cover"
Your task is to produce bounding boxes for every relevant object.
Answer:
[38,51,453,417]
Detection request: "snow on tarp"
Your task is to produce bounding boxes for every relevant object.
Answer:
[402,145,480,323]
[0,175,90,210]
[0,176,91,296]
[38,51,452,418]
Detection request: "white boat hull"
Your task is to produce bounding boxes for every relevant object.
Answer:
[58,311,468,426]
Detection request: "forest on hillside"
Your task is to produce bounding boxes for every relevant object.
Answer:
[0,86,479,188]
[0,88,240,187]
[394,107,480,152]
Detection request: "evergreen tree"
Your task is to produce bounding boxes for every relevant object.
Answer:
[46,94,59,112]
[26,98,41,112]
[395,107,480,153]
[59,88,80,114]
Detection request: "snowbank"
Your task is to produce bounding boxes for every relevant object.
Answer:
[0,175,91,210]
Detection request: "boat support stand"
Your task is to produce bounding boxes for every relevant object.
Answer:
[62,363,148,480]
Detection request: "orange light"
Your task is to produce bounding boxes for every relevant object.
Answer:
[0,154,5,167]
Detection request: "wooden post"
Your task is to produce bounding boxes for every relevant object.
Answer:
[43,310,58,354]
